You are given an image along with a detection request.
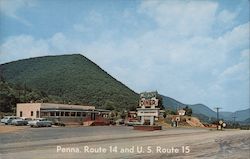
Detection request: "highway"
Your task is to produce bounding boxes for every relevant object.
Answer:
[0,126,249,159]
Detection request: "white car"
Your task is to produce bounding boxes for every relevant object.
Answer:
[29,118,52,127]
[11,117,30,126]
[1,116,18,125]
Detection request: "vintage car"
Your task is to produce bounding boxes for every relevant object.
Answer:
[11,118,29,126]
[53,118,66,127]
[11,117,32,126]
[125,121,141,126]
[29,118,52,127]
[1,116,18,125]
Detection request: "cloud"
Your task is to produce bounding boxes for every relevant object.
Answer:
[0,0,248,111]
[73,10,104,33]
[217,9,238,25]
[219,49,249,82]
[0,35,49,63]
[0,0,37,26]
[139,1,218,36]
[0,33,81,63]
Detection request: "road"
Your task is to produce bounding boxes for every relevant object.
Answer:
[0,126,249,159]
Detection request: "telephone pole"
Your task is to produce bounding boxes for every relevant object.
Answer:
[214,107,221,121]
[214,107,221,130]
[232,113,237,129]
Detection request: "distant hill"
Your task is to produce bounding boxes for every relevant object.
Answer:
[189,104,217,118]
[161,95,249,122]
[221,108,250,122]
[162,95,216,117]
[161,96,186,110]
[244,118,250,124]
[0,54,138,110]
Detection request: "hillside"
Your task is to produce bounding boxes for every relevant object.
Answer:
[0,54,138,110]
[162,95,216,120]
[162,96,186,110]
[161,95,249,122]
[221,108,250,122]
[0,80,48,112]
[189,104,217,118]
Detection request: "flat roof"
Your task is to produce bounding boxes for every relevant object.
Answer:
[17,103,95,110]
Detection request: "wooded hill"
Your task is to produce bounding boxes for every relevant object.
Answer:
[0,54,138,112]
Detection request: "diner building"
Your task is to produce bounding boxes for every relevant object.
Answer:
[16,103,110,125]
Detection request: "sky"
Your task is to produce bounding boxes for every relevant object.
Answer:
[0,0,249,112]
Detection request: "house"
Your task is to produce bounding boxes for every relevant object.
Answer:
[178,109,186,116]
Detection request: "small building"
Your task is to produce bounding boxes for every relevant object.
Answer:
[16,103,110,125]
[178,109,186,116]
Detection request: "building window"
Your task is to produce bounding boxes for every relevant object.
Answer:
[31,111,33,116]
[50,112,55,116]
[71,112,76,117]
[20,111,22,117]
[60,112,65,116]
[77,112,81,117]
[65,112,70,116]
[82,112,86,117]
[36,111,39,118]
[56,112,59,116]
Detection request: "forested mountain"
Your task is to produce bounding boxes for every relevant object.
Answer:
[0,54,138,111]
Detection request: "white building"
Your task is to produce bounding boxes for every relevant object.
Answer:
[178,109,186,116]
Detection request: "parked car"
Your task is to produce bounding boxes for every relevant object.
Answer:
[11,118,29,126]
[53,119,66,127]
[116,119,125,125]
[125,121,141,126]
[1,116,18,125]
[29,118,52,127]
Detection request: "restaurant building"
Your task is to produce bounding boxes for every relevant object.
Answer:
[16,103,110,125]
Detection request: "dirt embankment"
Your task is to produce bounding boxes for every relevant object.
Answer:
[158,116,205,128]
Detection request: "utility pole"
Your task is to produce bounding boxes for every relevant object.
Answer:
[214,107,221,130]
[232,113,237,129]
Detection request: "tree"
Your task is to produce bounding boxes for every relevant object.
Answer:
[128,105,137,111]
[163,111,167,118]
[105,105,115,111]
[183,106,192,116]
[157,94,164,109]
[120,111,126,119]
[165,109,176,115]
